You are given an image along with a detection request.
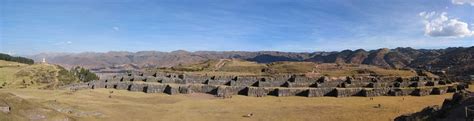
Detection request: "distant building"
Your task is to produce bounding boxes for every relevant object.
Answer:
[41,58,47,64]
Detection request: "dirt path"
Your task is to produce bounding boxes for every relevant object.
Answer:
[214,59,231,71]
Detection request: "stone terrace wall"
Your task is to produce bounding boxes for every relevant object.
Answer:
[66,72,468,98]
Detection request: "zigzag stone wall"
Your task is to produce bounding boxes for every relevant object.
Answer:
[66,72,468,98]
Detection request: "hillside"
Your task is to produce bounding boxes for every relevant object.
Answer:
[0,60,78,89]
[0,92,72,121]
[306,47,474,80]
[155,59,418,77]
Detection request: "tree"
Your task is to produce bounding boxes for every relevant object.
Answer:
[70,66,99,82]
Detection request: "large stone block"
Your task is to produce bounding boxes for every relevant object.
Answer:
[105,82,118,89]
[145,84,166,93]
[187,84,204,93]
[425,81,436,86]
[144,76,159,82]
[389,88,415,96]
[204,79,230,85]
[361,88,390,97]
[132,76,146,82]
[335,88,363,98]
[286,82,313,88]
[413,88,432,96]
[91,81,106,89]
[185,84,219,94]
[254,81,285,87]
[276,88,308,97]
[161,78,177,83]
[230,80,256,87]
[201,85,219,94]
[447,86,457,93]
[307,88,335,97]
[164,85,179,95]
[129,83,147,92]
[116,82,132,90]
[409,81,425,87]
[216,86,233,98]
[179,85,190,94]
[431,87,447,95]
[120,76,133,82]
[246,87,267,97]
[0,106,10,113]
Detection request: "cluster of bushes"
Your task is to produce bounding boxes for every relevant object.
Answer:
[0,53,34,64]
[70,66,99,82]
[56,65,79,84]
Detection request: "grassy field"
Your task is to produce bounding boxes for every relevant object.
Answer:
[0,88,454,121]
[0,60,27,86]
[155,59,418,78]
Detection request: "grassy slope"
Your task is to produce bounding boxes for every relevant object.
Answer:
[156,59,417,77]
[0,92,71,121]
[0,88,454,121]
[0,60,77,89]
[0,60,28,87]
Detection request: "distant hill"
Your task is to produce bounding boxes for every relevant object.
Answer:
[29,51,316,69]
[306,47,474,80]
[28,46,474,80]
[156,59,419,77]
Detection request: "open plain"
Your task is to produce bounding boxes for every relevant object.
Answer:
[0,88,457,121]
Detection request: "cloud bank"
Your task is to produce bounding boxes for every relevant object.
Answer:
[452,0,474,6]
[419,11,473,37]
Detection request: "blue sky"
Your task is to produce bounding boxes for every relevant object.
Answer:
[1,0,473,55]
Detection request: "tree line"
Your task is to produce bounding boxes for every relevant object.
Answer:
[0,53,34,64]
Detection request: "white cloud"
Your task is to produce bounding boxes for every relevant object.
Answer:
[2,51,15,55]
[452,0,474,6]
[419,11,473,37]
[53,41,73,46]
[113,26,120,31]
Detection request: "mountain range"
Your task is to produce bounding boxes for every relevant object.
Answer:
[28,46,474,80]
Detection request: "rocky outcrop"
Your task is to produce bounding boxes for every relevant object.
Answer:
[395,91,473,121]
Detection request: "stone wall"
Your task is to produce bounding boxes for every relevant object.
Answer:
[307,88,336,97]
[276,88,308,97]
[66,72,467,98]
[145,84,166,93]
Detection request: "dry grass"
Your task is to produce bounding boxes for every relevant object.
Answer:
[0,88,454,121]
[0,60,27,85]
[156,60,417,78]
[0,60,74,89]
